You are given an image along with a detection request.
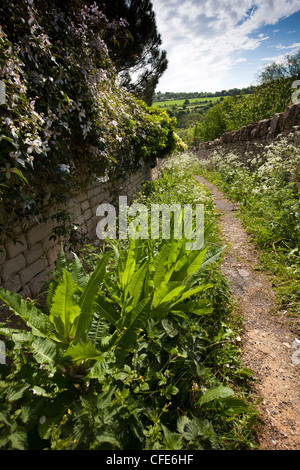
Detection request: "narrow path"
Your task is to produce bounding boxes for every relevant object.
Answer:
[195,176,300,451]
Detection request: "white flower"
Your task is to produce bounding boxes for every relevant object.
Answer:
[59,164,70,173]
[26,138,43,154]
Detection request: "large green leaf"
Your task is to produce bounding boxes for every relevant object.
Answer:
[49,269,81,344]
[31,337,59,364]
[127,259,149,307]
[46,244,67,310]
[70,253,88,288]
[185,246,225,287]
[115,296,152,362]
[62,341,103,367]
[152,281,185,310]
[152,242,171,287]
[0,288,56,340]
[186,246,209,277]
[95,293,120,326]
[161,424,183,450]
[7,383,30,402]
[119,238,138,289]
[76,253,110,341]
[197,386,235,406]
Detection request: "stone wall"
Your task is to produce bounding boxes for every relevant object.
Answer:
[0,161,160,299]
[196,103,300,164]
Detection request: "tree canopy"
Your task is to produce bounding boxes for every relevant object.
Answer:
[96,0,168,105]
[258,49,300,84]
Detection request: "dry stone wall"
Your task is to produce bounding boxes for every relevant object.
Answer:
[196,103,300,164]
[0,162,160,299]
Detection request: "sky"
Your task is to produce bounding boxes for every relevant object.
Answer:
[151,0,300,93]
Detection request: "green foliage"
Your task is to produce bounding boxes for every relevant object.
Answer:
[194,81,292,143]
[0,1,175,246]
[258,50,300,84]
[194,47,300,143]
[0,152,258,450]
[197,132,300,327]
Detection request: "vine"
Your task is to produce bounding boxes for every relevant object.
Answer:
[0,1,176,248]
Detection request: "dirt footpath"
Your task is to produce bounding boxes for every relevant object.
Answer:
[195,176,300,451]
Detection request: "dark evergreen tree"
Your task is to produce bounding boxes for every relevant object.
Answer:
[96,0,168,105]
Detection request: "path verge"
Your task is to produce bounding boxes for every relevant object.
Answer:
[195,175,300,451]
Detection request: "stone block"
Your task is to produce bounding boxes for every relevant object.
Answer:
[47,244,61,267]
[87,186,101,199]
[69,203,81,219]
[25,243,43,265]
[19,284,32,299]
[83,208,92,221]
[90,193,105,209]
[86,218,97,235]
[73,215,85,227]
[1,253,26,282]
[3,274,21,293]
[19,258,45,285]
[281,103,300,130]
[41,234,57,252]
[29,270,48,298]
[75,191,88,203]
[27,220,53,247]
[5,234,27,259]
[239,124,255,141]
[0,246,6,265]
[268,113,282,135]
[256,119,271,138]
[81,200,90,212]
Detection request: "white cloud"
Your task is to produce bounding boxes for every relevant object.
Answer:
[287,42,300,49]
[260,43,300,65]
[151,0,300,91]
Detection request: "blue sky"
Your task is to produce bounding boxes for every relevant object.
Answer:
[151,0,300,92]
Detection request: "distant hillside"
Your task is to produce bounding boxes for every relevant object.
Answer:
[153,86,254,102]
[152,86,255,146]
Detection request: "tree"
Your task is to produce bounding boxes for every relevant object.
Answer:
[258,49,300,84]
[95,0,168,105]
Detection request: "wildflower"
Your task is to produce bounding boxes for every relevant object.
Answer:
[26,138,43,154]
[59,164,70,173]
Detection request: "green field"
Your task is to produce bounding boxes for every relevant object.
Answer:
[152,96,223,108]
